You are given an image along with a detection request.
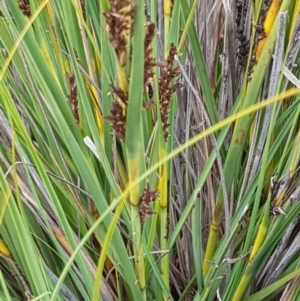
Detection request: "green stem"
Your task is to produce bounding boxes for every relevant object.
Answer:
[131,204,146,300]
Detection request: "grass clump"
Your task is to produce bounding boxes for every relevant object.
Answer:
[0,0,300,301]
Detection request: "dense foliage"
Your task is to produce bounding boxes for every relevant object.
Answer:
[1,0,300,300]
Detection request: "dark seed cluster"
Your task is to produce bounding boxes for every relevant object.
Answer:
[104,0,134,66]
[105,87,128,141]
[236,0,249,67]
[19,0,31,17]
[159,43,183,140]
[67,73,79,124]
[139,183,159,223]
[143,22,157,109]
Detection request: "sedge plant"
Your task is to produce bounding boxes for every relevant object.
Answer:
[1,0,300,301]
